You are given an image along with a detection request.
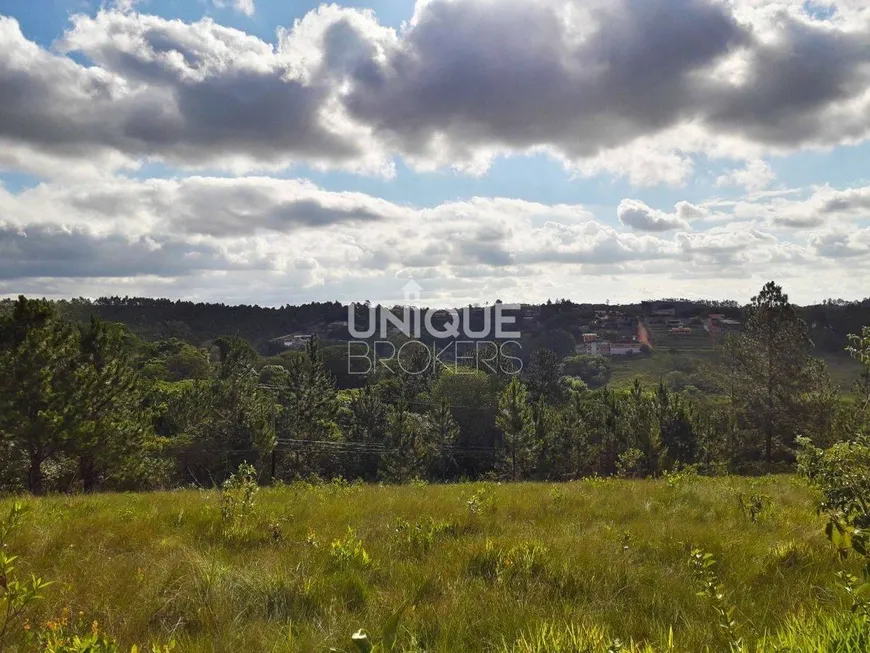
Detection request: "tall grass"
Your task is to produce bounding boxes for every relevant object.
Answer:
[0,476,860,651]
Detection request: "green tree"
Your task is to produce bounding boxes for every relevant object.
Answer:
[496,377,535,480]
[424,398,459,479]
[164,342,211,381]
[563,354,612,388]
[268,336,340,478]
[621,379,660,476]
[71,317,153,491]
[175,336,275,483]
[525,348,563,402]
[655,381,698,468]
[342,385,389,480]
[430,369,501,477]
[843,326,870,437]
[721,281,814,462]
[531,396,555,478]
[544,393,595,480]
[0,298,80,494]
[528,329,576,360]
[381,400,427,482]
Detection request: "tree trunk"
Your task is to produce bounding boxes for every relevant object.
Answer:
[79,454,98,492]
[28,454,44,495]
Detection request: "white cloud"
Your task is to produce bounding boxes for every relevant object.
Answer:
[617,199,710,232]
[716,159,776,191]
[730,183,870,229]
[215,0,256,17]
[0,174,867,304]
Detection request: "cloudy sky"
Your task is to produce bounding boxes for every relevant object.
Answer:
[0,0,868,307]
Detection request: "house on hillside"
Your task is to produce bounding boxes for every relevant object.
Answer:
[580,341,612,356]
[670,327,693,335]
[611,341,643,355]
[271,333,313,349]
[653,307,676,317]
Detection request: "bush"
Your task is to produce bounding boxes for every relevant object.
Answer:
[329,528,372,570]
[219,462,259,534]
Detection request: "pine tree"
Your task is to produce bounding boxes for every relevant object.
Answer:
[343,385,389,480]
[525,348,563,402]
[655,381,698,468]
[496,377,535,480]
[0,297,80,494]
[179,336,275,482]
[622,379,659,476]
[425,398,459,479]
[72,317,152,491]
[381,399,427,482]
[721,281,814,462]
[270,336,339,478]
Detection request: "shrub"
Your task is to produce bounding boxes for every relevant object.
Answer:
[465,486,494,515]
[330,528,372,570]
[616,448,645,478]
[218,462,259,534]
[688,549,741,649]
[392,517,457,556]
[0,502,52,653]
[736,493,771,523]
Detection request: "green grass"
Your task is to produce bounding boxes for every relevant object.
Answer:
[822,353,865,390]
[609,351,716,388]
[1,477,862,652]
[609,345,863,392]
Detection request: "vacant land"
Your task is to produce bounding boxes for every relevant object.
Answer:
[2,477,864,652]
[609,347,863,391]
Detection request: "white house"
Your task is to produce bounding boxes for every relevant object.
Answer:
[610,341,643,356]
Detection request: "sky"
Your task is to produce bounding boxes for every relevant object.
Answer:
[0,0,869,307]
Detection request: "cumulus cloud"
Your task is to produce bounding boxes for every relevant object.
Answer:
[0,223,270,280]
[1,174,866,304]
[1,0,870,182]
[716,159,776,191]
[809,228,870,259]
[730,183,870,229]
[0,12,385,178]
[214,0,255,16]
[617,199,709,232]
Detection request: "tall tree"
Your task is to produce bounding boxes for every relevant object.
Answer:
[424,399,459,479]
[721,281,813,462]
[525,348,563,403]
[0,297,80,493]
[655,381,698,468]
[176,336,275,483]
[268,336,339,478]
[544,393,595,480]
[496,377,535,480]
[621,379,660,476]
[381,399,427,482]
[342,385,389,480]
[72,317,153,491]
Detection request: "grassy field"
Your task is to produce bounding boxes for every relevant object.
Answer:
[2,477,865,652]
[609,343,863,391]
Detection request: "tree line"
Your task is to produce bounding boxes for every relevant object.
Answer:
[1,282,868,493]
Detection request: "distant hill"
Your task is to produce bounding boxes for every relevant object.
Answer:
[2,295,867,357]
